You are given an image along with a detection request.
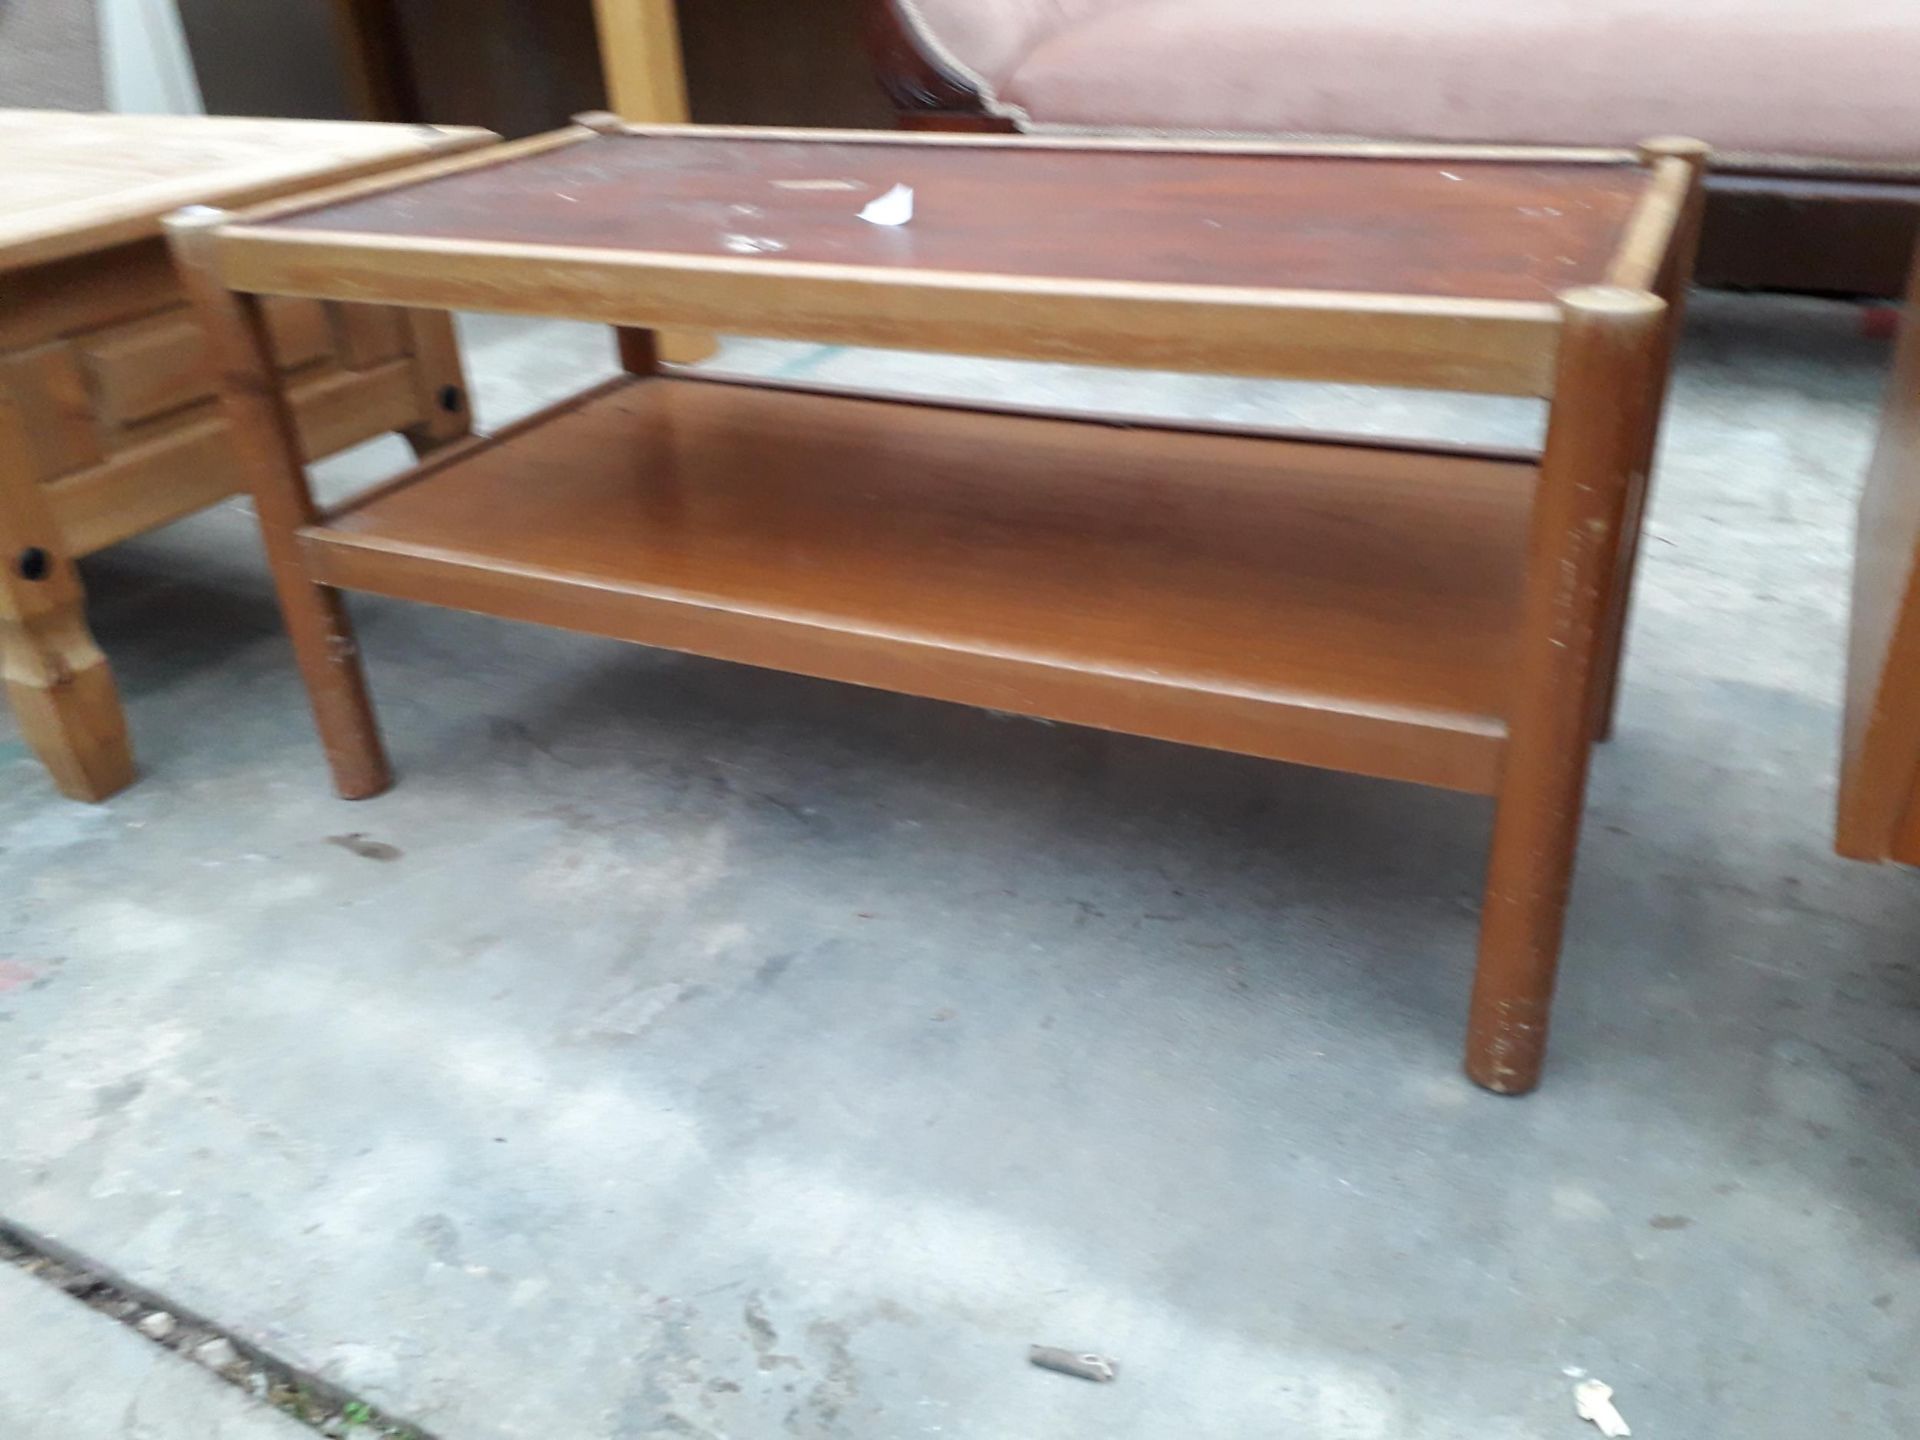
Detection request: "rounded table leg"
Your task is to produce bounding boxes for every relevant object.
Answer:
[1468,287,1667,1094]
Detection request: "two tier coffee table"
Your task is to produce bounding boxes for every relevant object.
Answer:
[168,118,1705,1092]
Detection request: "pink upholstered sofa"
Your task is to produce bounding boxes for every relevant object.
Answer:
[866,0,1920,295]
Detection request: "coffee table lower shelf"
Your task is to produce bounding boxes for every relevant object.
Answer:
[301,373,1535,794]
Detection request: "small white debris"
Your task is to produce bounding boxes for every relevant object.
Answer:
[193,1337,240,1372]
[1574,1378,1631,1437]
[137,1311,175,1341]
[858,183,914,226]
[1439,170,1463,181]
[1029,1345,1117,1382]
[721,234,787,254]
[774,178,862,191]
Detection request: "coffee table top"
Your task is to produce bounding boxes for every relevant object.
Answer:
[0,110,492,272]
[252,128,1651,303]
[198,124,1698,396]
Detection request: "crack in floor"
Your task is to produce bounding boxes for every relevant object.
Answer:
[0,1218,437,1440]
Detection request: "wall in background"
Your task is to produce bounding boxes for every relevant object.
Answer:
[392,0,606,137]
[98,0,200,112]
[679,0,890,129]
[153,0,892,136]
[0,0,105,108]
[174,0,349,119]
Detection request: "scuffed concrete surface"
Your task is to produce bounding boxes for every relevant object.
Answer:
[0,1262,310,1439]
[1,300,1917,1438]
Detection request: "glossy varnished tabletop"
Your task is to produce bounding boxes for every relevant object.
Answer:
[249,131,1650,302]
[203,125,1679,395]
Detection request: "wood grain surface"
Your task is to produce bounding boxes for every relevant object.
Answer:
[0,110,492,271]
[304,374,1535,793]
[0,397,134,800]
[254,131,1649,302]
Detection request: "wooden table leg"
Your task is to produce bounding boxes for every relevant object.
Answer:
[1468,287,1667,1094]
[0,400,136,801]
[613,325,658,375]
[167,209,392,801]
[571,93,717,365]
[1589,139,1711,742]
[400,308,474,457]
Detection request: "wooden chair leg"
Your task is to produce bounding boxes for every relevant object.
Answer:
[168,209,391,800]
[0,409,135,801]
[400,308,473,458]
[1468,288,1667,1095]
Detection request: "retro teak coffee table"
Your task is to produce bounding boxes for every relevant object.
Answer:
[169,118,1705,1093]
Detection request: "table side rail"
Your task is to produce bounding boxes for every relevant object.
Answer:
[676,368,1547,466]
[218,126,579,230]
[205,229,1565,396]
[588,120,1639,165]
[298,526,1509,796]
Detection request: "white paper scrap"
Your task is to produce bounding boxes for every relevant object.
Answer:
[1574,1379,1631,1438]
[858,183,914,226]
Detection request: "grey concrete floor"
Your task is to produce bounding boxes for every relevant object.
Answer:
[0,1261,310,1439]
[2,297,1917,1439]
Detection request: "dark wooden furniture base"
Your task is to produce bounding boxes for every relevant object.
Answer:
[1697,174,1920,299]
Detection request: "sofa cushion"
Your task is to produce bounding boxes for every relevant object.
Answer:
[907,0,1920,167]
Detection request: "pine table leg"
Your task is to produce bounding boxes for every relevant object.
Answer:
[0,400,135,801]
[400,308,474,457]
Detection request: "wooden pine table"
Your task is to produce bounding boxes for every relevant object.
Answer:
[0,111,494,801]
[169,117,1705,1093]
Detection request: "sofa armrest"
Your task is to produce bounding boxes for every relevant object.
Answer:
[875,0,1140,111]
